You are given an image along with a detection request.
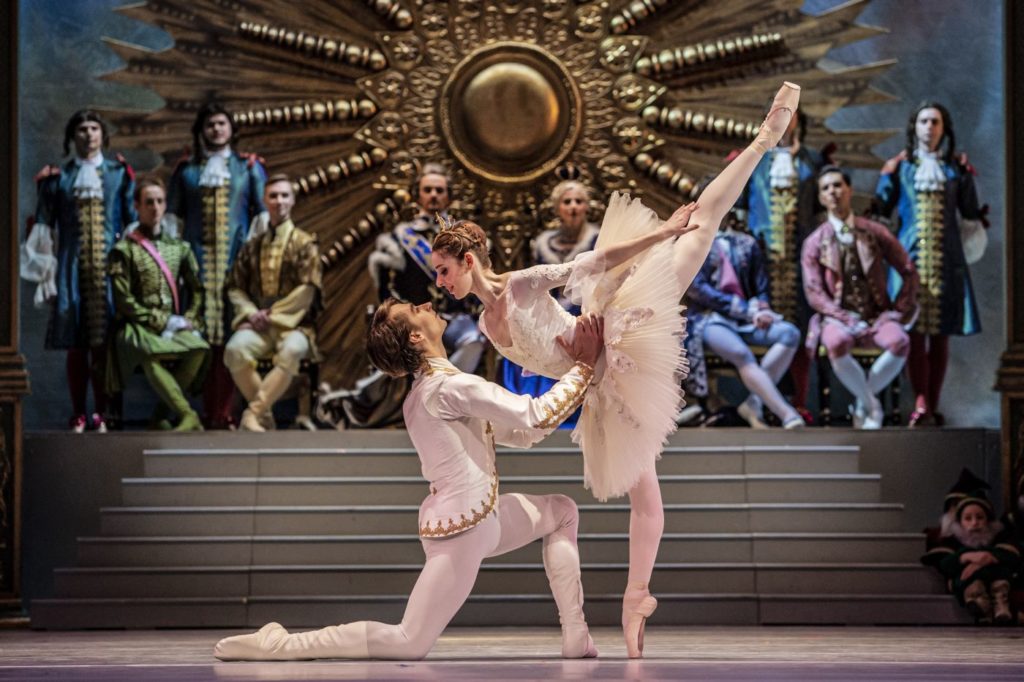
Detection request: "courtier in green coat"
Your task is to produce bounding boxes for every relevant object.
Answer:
[108,178,209,431]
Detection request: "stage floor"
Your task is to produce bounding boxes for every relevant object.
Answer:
[0,627,1022,681]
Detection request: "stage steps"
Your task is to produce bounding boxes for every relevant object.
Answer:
[30,436,971,628]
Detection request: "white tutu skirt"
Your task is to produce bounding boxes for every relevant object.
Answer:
[564,192,688,501]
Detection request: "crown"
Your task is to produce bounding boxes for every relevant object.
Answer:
[436,212,455,232]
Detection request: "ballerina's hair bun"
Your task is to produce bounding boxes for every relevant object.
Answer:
[433,220,491,269]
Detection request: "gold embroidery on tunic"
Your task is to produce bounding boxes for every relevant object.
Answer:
[419,475,499,538]
[77,195,108,347]
[534,362,594,430]
[768,186,799,320]
[201,185,230,344]
[913,189,944,335]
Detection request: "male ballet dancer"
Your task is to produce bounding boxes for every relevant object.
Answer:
[214,301,604,660]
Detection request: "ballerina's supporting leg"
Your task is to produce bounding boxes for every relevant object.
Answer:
[674,82,800,291]
[623,467,664,659]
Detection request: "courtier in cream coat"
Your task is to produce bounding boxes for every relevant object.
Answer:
[224,174,321,431]
[802,166,918,429]
[214,300,604,661]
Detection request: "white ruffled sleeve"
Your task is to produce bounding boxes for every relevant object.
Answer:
[20,223,58,307]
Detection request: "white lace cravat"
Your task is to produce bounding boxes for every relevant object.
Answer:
[828,213,855,246]
[73,152,104,199]
[913,150,946,192]
[199,147,232,188]
[768,147,797,189]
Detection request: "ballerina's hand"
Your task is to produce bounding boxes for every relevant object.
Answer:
[660,202,701,239]
[556,313,605,368]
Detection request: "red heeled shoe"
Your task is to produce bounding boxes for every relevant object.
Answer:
[908,407,932,428]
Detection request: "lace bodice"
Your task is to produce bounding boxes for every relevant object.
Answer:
[480,261,580,380]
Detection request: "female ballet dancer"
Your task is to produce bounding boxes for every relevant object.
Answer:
[432,82,801,657]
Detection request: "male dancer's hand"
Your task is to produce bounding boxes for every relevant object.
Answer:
[557,313,604,368]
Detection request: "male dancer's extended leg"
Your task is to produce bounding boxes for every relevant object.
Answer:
[622,468,664,659]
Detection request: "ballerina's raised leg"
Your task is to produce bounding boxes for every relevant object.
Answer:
[621,81,801,659]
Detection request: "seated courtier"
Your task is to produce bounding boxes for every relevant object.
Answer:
[224,174,321,431]
[802,166,919,429]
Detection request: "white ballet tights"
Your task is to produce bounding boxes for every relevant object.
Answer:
[214,493,588,661]
[702,324,800,422]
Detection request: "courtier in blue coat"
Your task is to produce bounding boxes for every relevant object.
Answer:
[685,216,804,429]
[735,109,825,416]
[367,163,485,374]
[166,103,266,428]
[27,110,136,432]
[874,102,988,427]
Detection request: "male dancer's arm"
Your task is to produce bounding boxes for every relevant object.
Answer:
[435,316,604,447]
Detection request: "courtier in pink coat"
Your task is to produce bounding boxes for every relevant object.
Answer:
[801,166,918,429]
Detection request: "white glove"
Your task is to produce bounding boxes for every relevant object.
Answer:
[162,314,191,339]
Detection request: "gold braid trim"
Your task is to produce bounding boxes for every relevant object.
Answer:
[534,362,595,430]
[913,189,944,335]
[77,195,108,347]
[201,185,231,345]
[419,474,499,538]
[767,186,798,320]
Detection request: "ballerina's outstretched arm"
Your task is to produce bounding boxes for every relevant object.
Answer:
[673,82,801,290]
[589,201,700,271]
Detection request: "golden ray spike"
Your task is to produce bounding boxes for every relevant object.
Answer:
[641,105,760,140]
[237,21,388,71]
[635,32,785,77]
[322,190,410,269]
[232,99,378,128]
[363,0,414,30]
[609,0,679,35]
[295,148,389,197]
[631,151,697,200]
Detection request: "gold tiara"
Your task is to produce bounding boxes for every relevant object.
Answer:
[436,212,455,232]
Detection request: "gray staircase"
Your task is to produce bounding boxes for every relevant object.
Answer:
[30,435,970,628]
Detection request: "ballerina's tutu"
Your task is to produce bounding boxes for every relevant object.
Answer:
[565,192,688,501]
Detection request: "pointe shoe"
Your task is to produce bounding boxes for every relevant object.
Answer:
[561,624,599,659]
[214,622,289,661]
[751,82,801,155]
[622,584,658,659]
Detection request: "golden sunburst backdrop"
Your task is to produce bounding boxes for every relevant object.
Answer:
[102,0,893,388]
